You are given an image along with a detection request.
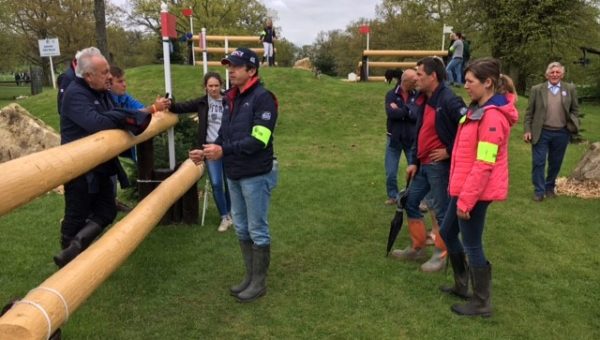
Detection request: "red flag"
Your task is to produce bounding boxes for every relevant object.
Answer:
[359,24,370,35]
[182,8,193,17]
[161,12,177,38]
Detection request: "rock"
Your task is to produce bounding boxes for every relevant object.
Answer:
[293,57,313,71]
[0,103,60,163]
[570,142,600,181]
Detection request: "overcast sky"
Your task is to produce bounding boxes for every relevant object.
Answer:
[261,0,380,46]
[110,0,380,47]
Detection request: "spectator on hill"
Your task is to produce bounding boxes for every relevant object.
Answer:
[524,61,580,201]
[54,47,151,268]
[439,58,519,317]
[260,18,277,67]
[14,73,20,86]
[168,71,233,232]
[461,34,471,74]
[197,48,278,302]
[390,57,466,273]
[446,32,465,86]
[383,68,424,205]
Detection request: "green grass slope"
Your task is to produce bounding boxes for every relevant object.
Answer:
[1,66,599,339]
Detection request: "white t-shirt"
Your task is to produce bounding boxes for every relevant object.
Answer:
[207,96,224,143]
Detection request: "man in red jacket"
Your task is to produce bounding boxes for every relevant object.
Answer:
[390,57,466,272]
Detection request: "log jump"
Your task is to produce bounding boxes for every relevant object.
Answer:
[358,49,448,82]
[0,159,204,340]
[0,112,178,218]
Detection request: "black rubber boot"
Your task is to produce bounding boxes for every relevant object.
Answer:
[440,252,471,300]
[451,262,492,317]
[59,235,73,250]
[236,244,270,303]
[53,220,102,268]
[230,240,254,296]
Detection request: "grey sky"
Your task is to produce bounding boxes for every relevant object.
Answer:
[110,0,380,47]
[262,0,380,46]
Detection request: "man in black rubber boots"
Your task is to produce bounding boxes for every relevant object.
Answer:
[198,48,278,303]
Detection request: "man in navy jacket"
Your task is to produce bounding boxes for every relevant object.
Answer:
[199,48,278,303]
[54,47,150,268]
[391,57,466,273]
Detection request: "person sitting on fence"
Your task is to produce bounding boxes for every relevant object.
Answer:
[168,72,233,232]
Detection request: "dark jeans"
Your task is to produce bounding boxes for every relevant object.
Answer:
[61,173,116,238]
[532,128,570,196]
[439,197,491,267]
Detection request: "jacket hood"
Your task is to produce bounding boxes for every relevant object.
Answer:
[468,93,519,126]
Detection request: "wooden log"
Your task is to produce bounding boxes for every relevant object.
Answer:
[0,159,204,340]
[192,35,260,43]
[195,61,223,67]
[356,76,387,82]
[0,112,179,217]
[362,50,448,57]
[193,47,265,54]
[357,61,417,69]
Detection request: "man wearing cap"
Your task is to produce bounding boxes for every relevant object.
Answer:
[198,47,278,303]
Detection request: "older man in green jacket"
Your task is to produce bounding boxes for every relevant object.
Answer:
[524,61,580,202]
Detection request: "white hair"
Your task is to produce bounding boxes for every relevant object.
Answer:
[75,47,105,78]
[545,61,564,76]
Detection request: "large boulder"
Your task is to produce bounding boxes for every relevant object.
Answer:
[293,57,313,71]
[570,142,600,181]
[0,103,60,163]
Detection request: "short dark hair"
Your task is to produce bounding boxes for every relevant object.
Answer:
[110,65,124,78]
[416,57,446,82]
[203,71,223,86]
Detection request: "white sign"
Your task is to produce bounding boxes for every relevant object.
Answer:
[38,38,60,57]
[443,25,454,34]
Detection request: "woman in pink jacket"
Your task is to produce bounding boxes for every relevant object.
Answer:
[439,58,519,317]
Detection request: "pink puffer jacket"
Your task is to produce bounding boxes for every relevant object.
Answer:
[448,93,519,212]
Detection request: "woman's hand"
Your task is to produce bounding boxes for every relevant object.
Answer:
[457,208,471,220]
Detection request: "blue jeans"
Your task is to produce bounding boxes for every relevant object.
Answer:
[205,159,231,217]
[405,162,450,223]
[227,161,278,247]
[440,197,491,267]
[385,137,412,199]
[446,57,463,85]
[532,128,570,196]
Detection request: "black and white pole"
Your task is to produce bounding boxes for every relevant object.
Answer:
[161,2,176,170]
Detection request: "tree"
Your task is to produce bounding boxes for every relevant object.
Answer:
[94,0,109,61]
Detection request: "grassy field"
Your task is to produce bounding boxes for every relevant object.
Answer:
[1,66,599,339]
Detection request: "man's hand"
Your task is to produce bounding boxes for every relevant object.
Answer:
[457,208,470,220]
[523,132,532,143]
[429,148,449,162]
[202,144,223,160]
[153,96,171,112]
[188,149,204,165]
[406,165,418,181]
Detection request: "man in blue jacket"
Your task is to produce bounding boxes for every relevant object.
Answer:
[391,57,466,273]
[199,47,278,303]
[54,47,150,268]
[384,68,424,205]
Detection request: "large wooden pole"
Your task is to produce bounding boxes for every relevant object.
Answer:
[0,112,178,217]
[0,159,204,340]
[362,50,448,57]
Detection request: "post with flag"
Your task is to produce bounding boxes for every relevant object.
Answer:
[161,2,177,170]
[182,7,195,65]
[359,24,370,82]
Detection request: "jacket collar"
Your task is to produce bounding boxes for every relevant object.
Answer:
[426,83,447,107]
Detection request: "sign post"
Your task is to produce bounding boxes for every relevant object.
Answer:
[38,38,60,89]
[442,24,453,51]
[161,2,177,170]
[359,24,370,81]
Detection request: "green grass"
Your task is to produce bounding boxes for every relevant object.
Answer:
[1,66,599,339]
